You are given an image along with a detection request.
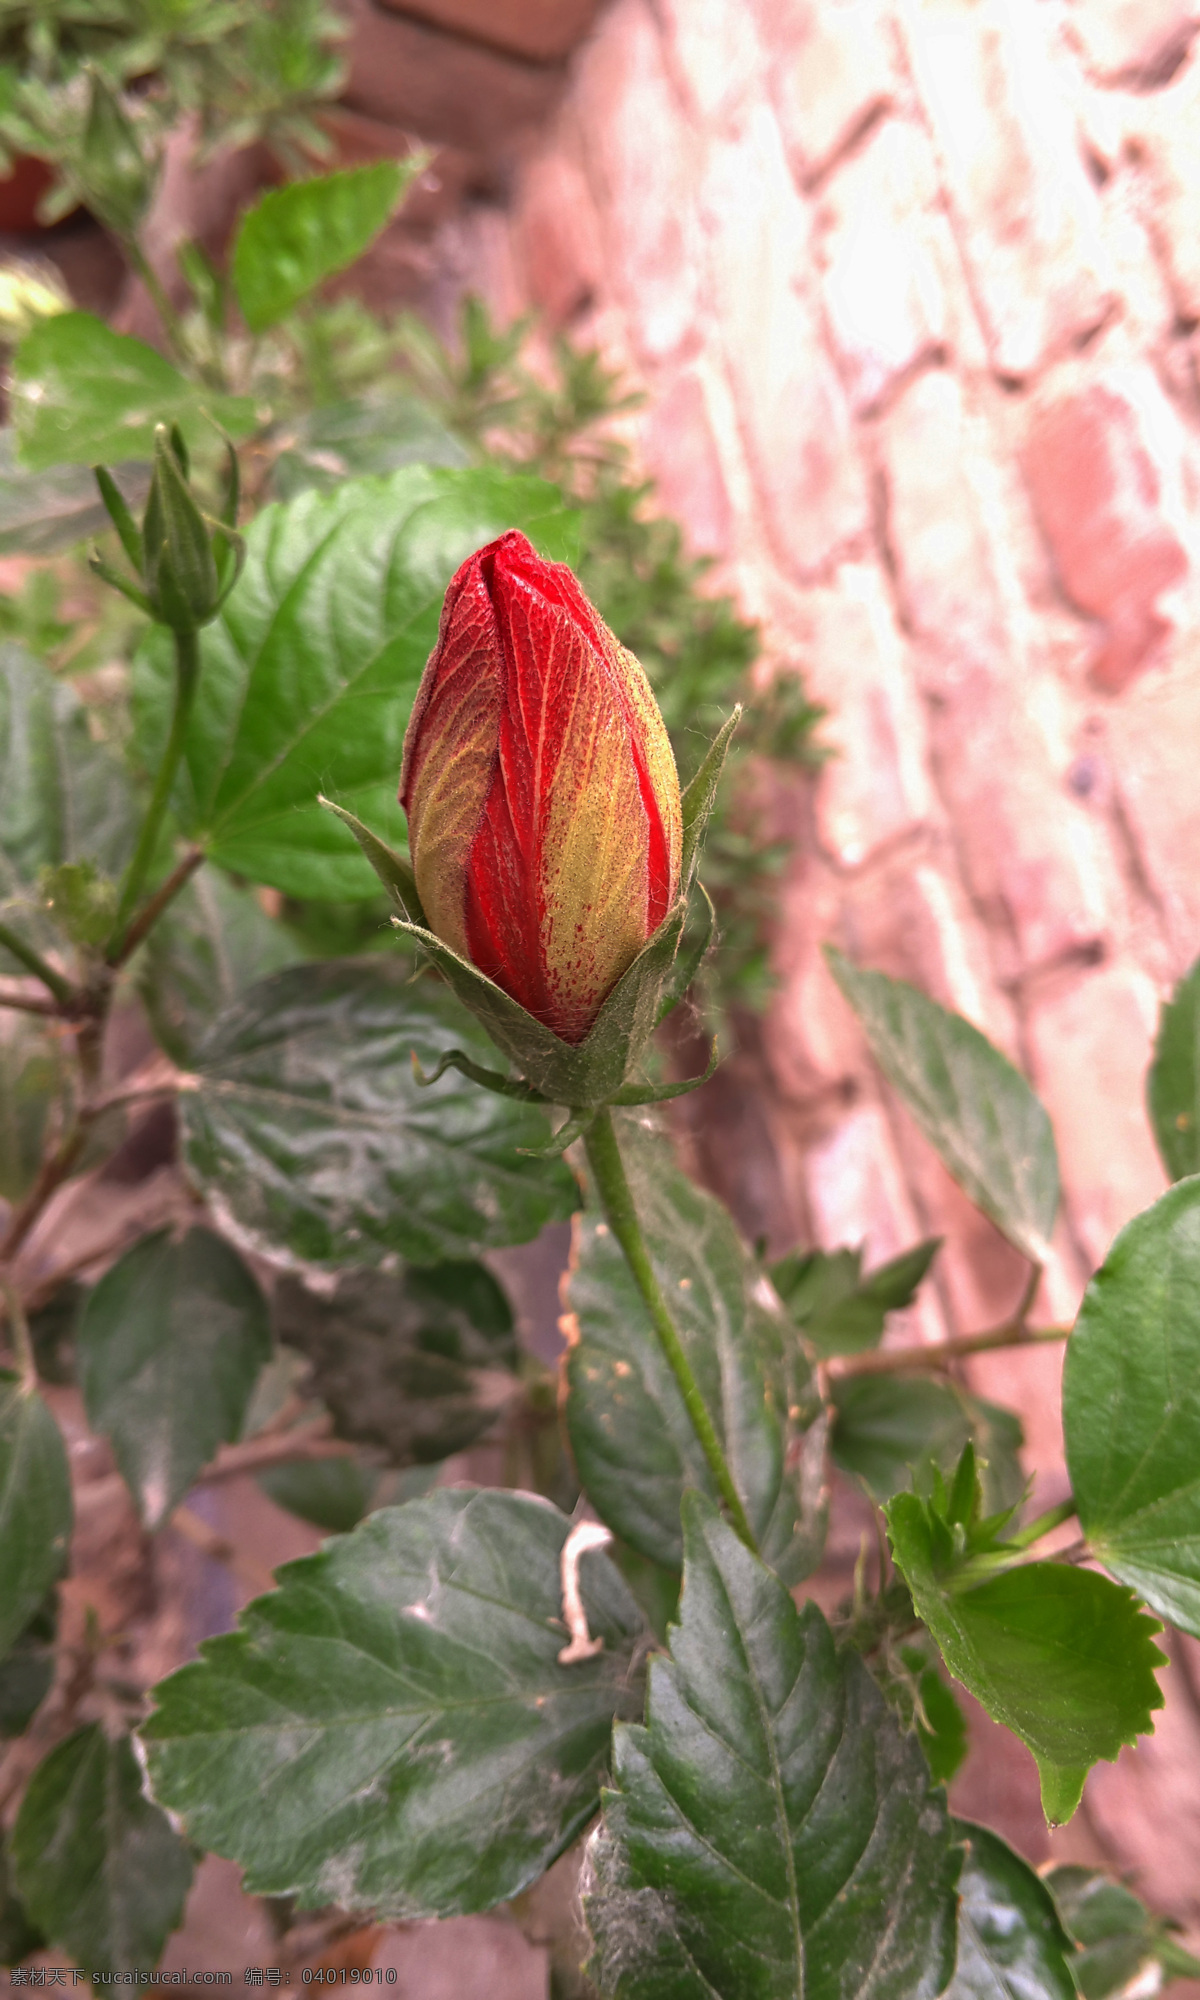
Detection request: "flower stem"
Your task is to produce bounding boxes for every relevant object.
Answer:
[0,1276,37,1393]
[0,922,75,1007]
[583,1108,759,1554]
[109,628,199,953]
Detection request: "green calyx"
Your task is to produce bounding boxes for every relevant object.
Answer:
[319,707,738,1115]
[91,423,244,635]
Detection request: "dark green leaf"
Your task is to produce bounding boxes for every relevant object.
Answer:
[564,1121,822,1579]
[140,1489,645,1917]
[131,466,580,900]
[273,1257,517,1466]
[0,1594,56,1737]
[269,395,468,501]
[827,951,1059,1263]
[0,430,149,556]
[0,1372,71,1662]
[886,1492,1166,1825]
[1064,1177,1200,1638]
[257,1457,379,1534]
[77,1227,272,1529]
[13,1725,193,1975]
[183,961,578,1266]
[11,313,254,472]
[0,1844,44,1968]
[832,1374,1025,1510]
[0,642,137,976]
[1147,957,1200,1181]
[771,1239,941,1359]
[584,1493,960,2000]
[1045,1864,1200,1999]
[232,163,416,333]
[137,864,303,1066]
[0,1012,69,1205]
[947,1820,1076,2000]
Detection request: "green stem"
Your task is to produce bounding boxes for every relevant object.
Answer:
[0,922,74,1007]
[584,1108,759,1554]
[1004,1498,1077,1551]
[122,236,190,370]
[109,628,199,952]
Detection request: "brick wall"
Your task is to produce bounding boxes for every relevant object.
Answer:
[447,0,1200,1917]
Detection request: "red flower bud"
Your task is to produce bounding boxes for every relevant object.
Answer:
[400,530,682,1045]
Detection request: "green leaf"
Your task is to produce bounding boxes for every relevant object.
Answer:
[827,950,1059,1263]
[131,465,579,900]
[584,1493,960,2000]
[832,1373,1025,1510]
[915,1667,968,1785]
[0,1594,56,1737]
[771,1239,941,1358]
[269,394,468,500]
[886,1491,1166,1824]
[1044,1864,1200,1999]
[232,163,416,334]
[76,1227,272,1529]
[947,1820,1076,2000]
[564,1121,822,1579]
[257,1457,380,1534]
[185,960,577,1265]
[1064,1177,1200,1639]
[11,312,255,472]
[137,864,303,1066]
[273,1257,518,1466]
[0,430,149,556]
[0,641,137,976]
[1147,957,1200,1181]
[140,1489,645,1917]
[0,1844,44,1969]
[0,1372,72,1662]
[13,1725,193,1976]
[0,1012,69,1205]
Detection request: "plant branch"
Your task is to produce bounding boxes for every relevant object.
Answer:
[835,1322,1069,1377]
[194,1424,360,1486]
[0,981,66,1019]
[0,923,75,1007]
[108,844,205,969]
[0,1275,37,1392]
[583,1107,759,1553]
[109,628,200,950]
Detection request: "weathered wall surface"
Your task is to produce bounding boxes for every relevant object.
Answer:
[440,0,1200,1916]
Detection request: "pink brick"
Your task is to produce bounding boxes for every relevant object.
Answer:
[699,108,868,577]
[1126,51,1200,321]
[1065,0,1199,86]
[573,0,703,365]
[803,1101,951,1345]
[654,0,765,126]
[638,359,733,556]
[765,0,898,184]
[793,561,937,866]
[877,366,1008,676]
[514,147,604,325]
[1104,672,1200,957]
[1086,1636,1200,1925]
[898,0,1114,377]
[1023,370,1192,694]
[1025,960,1166,1270]
[816,117,950,414]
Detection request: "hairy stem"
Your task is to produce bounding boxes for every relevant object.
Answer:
[0,923,75,1008]
[109,628,199,951]
[584,1107,759,1553]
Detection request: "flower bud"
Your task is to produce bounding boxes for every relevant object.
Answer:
[401,530,682,1045]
